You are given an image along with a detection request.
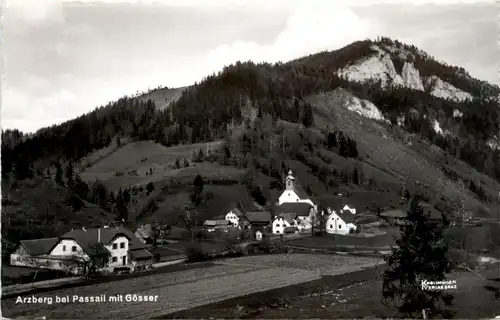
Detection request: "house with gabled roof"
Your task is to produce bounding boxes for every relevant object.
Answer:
[243,211,271,230]
[324,208,357,235]
[10,226,153,274]
[275,202,317,231]
[134,223,170,244]
[272,212,299,234]
[203,219,232,232]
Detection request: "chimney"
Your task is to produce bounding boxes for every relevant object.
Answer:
[98,228,101,243]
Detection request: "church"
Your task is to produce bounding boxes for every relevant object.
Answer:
[277,170,316,209]
[272,170,318,233]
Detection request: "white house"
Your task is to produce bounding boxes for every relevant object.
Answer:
[272,213,299,234]
[255,231,263,241]
[10,226,153,274]
[342,204,357,215]
[225,208,244,227]
[278,170,316,211]
[324,208,357,235]
[275,202,317,232]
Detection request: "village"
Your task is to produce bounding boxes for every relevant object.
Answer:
[5,170,429,282]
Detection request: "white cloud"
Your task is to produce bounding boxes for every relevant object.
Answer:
[200,0,379,74]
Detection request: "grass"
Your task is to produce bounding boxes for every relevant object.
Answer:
[161,265,500,319]
[1,261,216,300]
[138,86,186,111]
[308,90,499,217]
[157,264,387,319]
[287,232,398,249]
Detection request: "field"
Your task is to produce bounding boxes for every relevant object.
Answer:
[287,229,399,250]
[80,140,241,190]
[253,268,500,319]
[165,265,500,319]
[2,254,381,319]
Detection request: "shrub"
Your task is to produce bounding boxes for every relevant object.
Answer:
[186,243,208,263]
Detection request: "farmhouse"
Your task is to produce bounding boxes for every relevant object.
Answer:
[244,211,272,230]
[225,207,244,227]
[134,224,170,244]
[275,202,316,231]
[324,208,357,235]
[203,219,232,232]
[272,213,299,234]
[10,226,153,274]
[278,170,316,209]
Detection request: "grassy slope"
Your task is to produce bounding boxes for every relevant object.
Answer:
[308,89,500,216]
[137,86,186,111]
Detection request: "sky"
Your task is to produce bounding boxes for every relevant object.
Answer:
[2,0,498,133]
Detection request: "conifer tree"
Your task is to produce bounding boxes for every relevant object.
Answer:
[382,195,454,318]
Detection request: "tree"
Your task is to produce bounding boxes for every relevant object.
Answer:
[191,174,204,206]
[405,189,411,201]
[183,158,190,168]
[115,190,128,222]
[352,168,360,185]
[174,158,181,169]
[63,243,110,278]
[55,162,63,185]
[382,196,454,318]
[66,162,74,185]
[146,182,155,194]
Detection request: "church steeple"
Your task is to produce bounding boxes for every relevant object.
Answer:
[285,170,295,191]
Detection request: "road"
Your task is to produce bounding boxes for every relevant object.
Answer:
[3,254,379,319]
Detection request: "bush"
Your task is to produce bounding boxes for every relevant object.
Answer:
[186,243,209,263]
[153,253,161,263]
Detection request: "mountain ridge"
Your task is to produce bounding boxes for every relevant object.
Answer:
[2,36,500,247]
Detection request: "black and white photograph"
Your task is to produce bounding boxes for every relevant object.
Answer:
[1,0,500,319]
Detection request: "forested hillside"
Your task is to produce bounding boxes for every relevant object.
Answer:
[2,37,500,246]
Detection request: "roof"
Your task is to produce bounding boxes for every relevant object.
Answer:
[129,249,153,260]
[245,211,271,223]
[327,210,356,224]
[134,225,153,239]
[20,238,59,256]
[58,227,148,256]
[337,210,356,223]
[276,202,313,216]
[275,212,297,225]
[380,210,407,218]
[293,185,310,199]
[317,197,346,212]
[284,227,299,233]
[203,219,231,227]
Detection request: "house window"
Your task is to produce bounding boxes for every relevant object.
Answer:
[276,230,280,234]
[112,257,117,263]
[113,243,118,250]
[120,242,125,249]
[62,245,66,252]
[339,224,342,228]
[276,224,280,227]
[330,224,333,228]
[71,246,77,252]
